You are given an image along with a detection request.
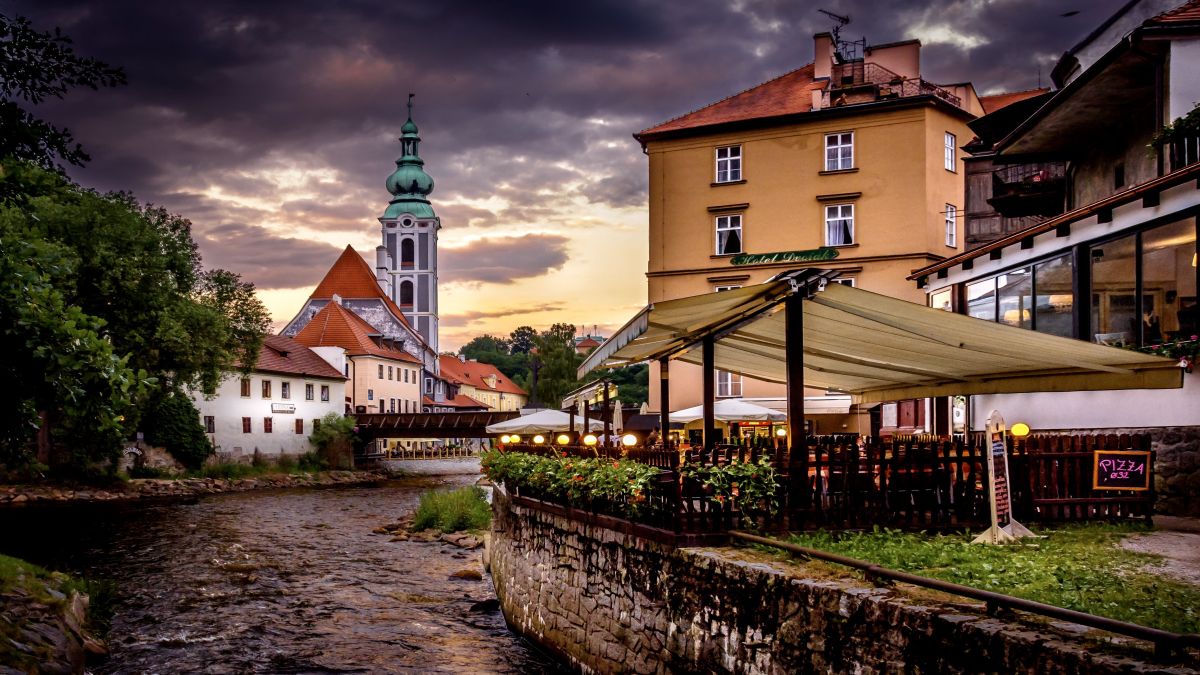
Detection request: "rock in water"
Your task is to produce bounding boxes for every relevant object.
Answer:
[449,569,483,581]
[469,599,500,613]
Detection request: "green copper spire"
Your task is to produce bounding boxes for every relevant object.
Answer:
[383,93,436,219]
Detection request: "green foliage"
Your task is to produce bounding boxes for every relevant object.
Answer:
[0,14,125,204]
[142,391,212,470]
[411,486,492,532]
[583,363,649,406]
[786,523,1200,634]
[309,413,356,469]
[481,450,661,517]
[508,325,536,354]
[0,553,111,667]
[126,464,170,479]
[297,450,327,472]
[682,457,780,528]
[1150,103,1200,151]
[533,322,583,408]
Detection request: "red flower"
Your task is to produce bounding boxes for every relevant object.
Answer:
[573,475,584,481]
[612,462,620,469]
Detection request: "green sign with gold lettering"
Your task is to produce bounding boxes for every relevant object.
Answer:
[730,247,839,266]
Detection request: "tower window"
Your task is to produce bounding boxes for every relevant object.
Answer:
[400,238,415,269]
[399,280,414,307]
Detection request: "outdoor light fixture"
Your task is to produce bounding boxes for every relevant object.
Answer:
[500,435,511,444]
[510,434,522,443]
[1010,423,1031,438]
[583,434,598,446]
[556,434,570,445]
[775,428,787,437]
[621,434,637,447]
[533,434,545,445]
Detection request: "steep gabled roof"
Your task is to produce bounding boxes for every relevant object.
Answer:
[636,64,823,141]
[979,88,1051,114]
[294,301,420,363]
[438,355,527,396]
[248,334,346,380]
[1148,0,1200,25]
[310,246,415,332]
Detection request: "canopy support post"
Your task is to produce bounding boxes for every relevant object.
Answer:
[602,383,612,448]
[703,335,716,452]
[659,358,671,450]
[785,291,808,524]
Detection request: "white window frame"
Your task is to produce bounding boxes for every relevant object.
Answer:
[716,370,743,398]
[713,284,742,292]
[830,278,855,287]
[715,214,743,255]
[824,131,854,171]
[945,204,958,248]
[305,383,314,400]
[715,145,742,183]
[824,203,855,246]
[944,132,956,172]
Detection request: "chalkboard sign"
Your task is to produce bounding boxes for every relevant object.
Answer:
[1092,450,1151,491]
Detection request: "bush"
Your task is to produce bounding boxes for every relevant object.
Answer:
[681,457,780,528]
[309,413,356,469]
[411,486,491,532]
[297,451,326,472]
[275,454,296,472]
[142,391,212,469]
[127,465,170,479]
[480,450,661,517]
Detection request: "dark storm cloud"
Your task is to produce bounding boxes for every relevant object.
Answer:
[193,222,344,290]
[16,0,1131,282]
[441,303,567,328]
[440,234,571,284]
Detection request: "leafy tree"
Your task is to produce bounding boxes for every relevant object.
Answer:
[0,224,148,468]
[534,323,583,408]
[509,325,536,354]
[0,14,125,202]
[310,413,356,469]
[141,391,212,470]
[461,334,510,359]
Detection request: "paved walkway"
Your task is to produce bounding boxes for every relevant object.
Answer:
[381,456,482,476]
[1120,515,1200,586]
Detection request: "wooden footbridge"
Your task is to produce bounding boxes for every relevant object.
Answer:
[353,411,519,439]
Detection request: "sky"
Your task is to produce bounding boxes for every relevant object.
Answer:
[14,0,1129,351]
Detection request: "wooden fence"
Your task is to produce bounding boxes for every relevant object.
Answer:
[497,433,1155,540]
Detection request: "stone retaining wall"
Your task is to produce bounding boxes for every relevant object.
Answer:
[489,486,1196,675]
[0,470,387,506]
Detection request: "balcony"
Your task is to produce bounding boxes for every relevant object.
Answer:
[987,162,1066,218]
[824,61,962,110]
[1167,133,1199,173]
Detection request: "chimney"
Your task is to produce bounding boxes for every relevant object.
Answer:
[811,89,823,111]
[375,245,390,294]
[813,33,833,80]
[332,293,343,306]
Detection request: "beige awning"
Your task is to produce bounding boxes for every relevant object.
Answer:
[579,271,1182,404]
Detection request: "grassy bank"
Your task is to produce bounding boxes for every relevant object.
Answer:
[0,553,112,669]
[411,486,491,533]
[779,523,1199,634]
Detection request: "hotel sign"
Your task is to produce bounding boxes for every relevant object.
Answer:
[730,248,839,266]
[271,403,296,414]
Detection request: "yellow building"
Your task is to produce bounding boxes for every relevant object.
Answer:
[635,35,985,434]
[438,355,528,412]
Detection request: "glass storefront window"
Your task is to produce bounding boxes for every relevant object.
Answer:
[1141,217,1197,342]
[1090,233,1137,344]
[929,288,953,312]
[966,278,996,321]
[1034,254,1074,337]
[996,267,1032,328]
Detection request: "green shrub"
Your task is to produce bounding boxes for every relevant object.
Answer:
[142,390,212,469]
[411,486,491,532]
[275,454,296,472]
[480,450,661,517]
[297,450,327,472]
[195,462,262,479]
[309,413,355,469]
[127,465,170,479]
[681,457,780,528]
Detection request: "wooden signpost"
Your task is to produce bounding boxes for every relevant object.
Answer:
[973,410,1035,545]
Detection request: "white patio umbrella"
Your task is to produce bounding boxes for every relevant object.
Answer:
[485,409,604,434]
[612,401,624,433]
[669,398,787,423]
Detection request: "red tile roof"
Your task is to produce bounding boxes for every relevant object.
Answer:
[438,355,527,396]
[310,246,416,333]
[249,334,345,380]
[293,301,420,363]
[1148,0,1200,24]
[979,88,1050,114]
[636,64,823,141]
[423,394,489,409]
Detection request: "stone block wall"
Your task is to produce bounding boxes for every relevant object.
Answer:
[490,487,1196,675]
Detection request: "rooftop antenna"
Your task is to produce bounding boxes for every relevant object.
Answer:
[818,9,864,62]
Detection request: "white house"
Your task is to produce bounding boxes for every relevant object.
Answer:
[193,334,347,461]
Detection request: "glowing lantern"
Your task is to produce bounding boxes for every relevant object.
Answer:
[1010,423,1031,438]
[621,434,637,447]
[556,434,570,445]
[582,434,598,447]
[533,434,545,445]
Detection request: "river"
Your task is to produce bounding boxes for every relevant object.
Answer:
[0,474,565,673]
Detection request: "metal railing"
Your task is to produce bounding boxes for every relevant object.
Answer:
[730,530,1200,658]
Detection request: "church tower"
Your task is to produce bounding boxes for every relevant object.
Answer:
[376,95,440,355]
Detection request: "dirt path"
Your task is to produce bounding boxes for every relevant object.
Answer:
[1121,530,1200,586]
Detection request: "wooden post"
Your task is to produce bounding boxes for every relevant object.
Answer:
[569,402,577,435]
[785,291,808,519]
[702,335,716,452]
[659,358,671,449]
[602,383,612,448]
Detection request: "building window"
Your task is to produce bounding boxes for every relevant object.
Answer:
[400,238,415,269]
[388,366,393,380]
[390,398,396,413]
[367,389,374,401]
[997,268,1033,329]
[824,204,854,246]
[404,369,409,383]
[261,380,271,399]
[716,371,742,398]
[944,132,956,172]
[204,416,215,433]
[929,288,953,312]
[399,280,414,307]
[1034,254,1074,338]
[242,417,251,433]
[825,132,853,171]
[945,204,957,248]
[713,285,741,292]
[306,383,314,400]
[715,145,742,183]
[425,378,433,395]
[240,378,251,397]
[264,417,273,433]
[830,278,855,287]
[320,385,330,402]
[294,419,303,434]
[313,418,321,433]
[715,214,743,255]
[281,382,291,400]
[965,254,1075,338]
[378,364,384,379]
